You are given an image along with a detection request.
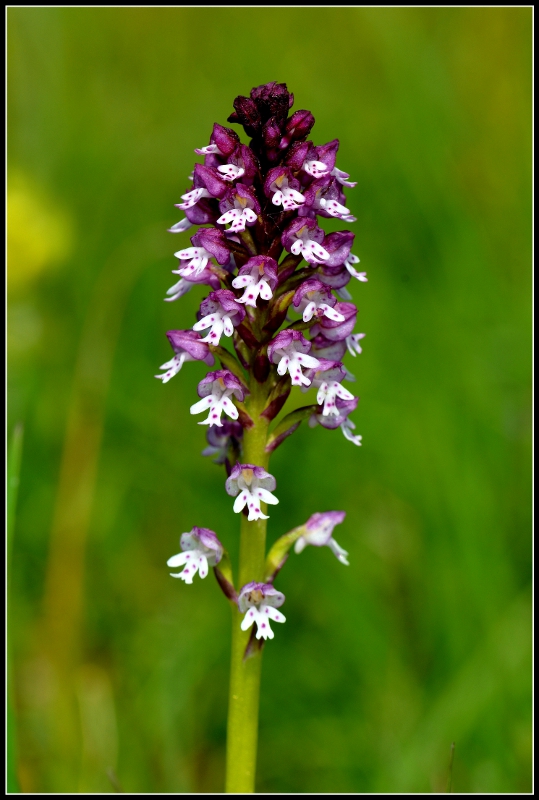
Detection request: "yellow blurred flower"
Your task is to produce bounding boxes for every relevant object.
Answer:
[7,171,74,292]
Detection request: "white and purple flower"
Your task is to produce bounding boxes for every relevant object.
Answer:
[155,330,215,383]
[267,330,320,387]
[294,511,349,564]
[190,369,247,427]
[232,255,278,307]
[281,218,330,265]
[225,464,279,521]
[238,582,286,640]
[217,185,260,233]
[264,167,305,211]
[303,359,355,417]
[193,290,246,345]
[292,279,346,323]
[167,527,224,584]
[174,228,230,279]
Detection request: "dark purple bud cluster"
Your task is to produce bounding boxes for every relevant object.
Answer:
[157,81,367,463]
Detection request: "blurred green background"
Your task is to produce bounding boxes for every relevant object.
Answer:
[8,7,532,794]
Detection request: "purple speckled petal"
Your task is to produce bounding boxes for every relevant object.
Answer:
[211,123,240,157]
[238,581,285,612]
[315,139,340,171]
[310,334,347,362]
[193,164,228,199]
[285,140,315,171]
[192,227,230,265]
[310,302,357,341]
[199,290,246,326]
[192,527,224,561]
[322,231,355,267]
[166,330,215,365]
[304,359,346,386]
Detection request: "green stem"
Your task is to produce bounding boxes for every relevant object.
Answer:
[225,383,270,794]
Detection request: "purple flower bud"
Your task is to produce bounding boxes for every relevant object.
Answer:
[202,421,243,466]
[310,333,347,362]
[314,139,340,172]
[211,123,241,157]
[285,140,315,172]
[250,81,293,122]
[238,581,286,640]
[280,109,315,149]
[167,527,224,583]
[310,301,357,341]
[262,116,282,149]
[194,163,229,200]
[226,464,279,521]
[294,511,349,565]
[228,95,261,136]
[191,227,231,266]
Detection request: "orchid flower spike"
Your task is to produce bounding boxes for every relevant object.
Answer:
[238,582,286,640]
